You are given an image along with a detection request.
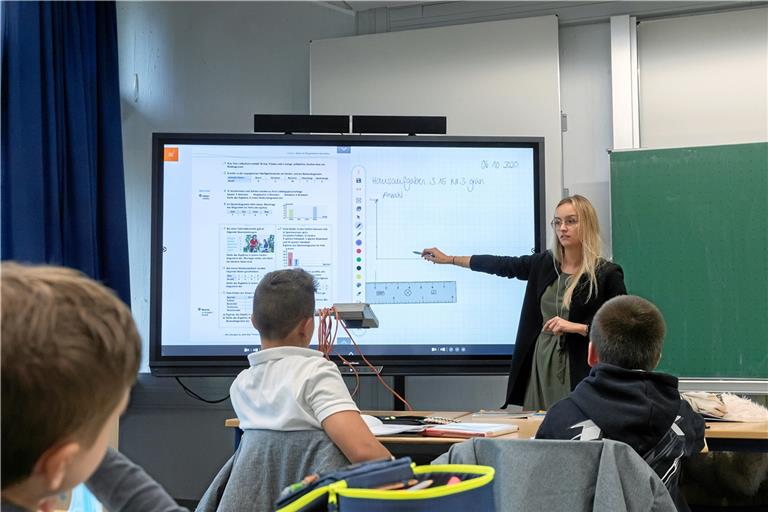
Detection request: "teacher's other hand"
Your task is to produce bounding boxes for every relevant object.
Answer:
[542,316,584,336]
[421,247,450,264]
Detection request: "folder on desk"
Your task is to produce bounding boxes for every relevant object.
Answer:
[423,422,519,438]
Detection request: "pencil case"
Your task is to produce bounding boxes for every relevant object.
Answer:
[275,457,495,512]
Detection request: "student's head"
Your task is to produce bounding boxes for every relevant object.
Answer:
[251,268,317,345]
[588,295,666,371]
[1,263,141,504]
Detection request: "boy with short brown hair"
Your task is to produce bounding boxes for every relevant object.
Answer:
[230,268,391,463]
[536,295,705,511]
[1,263,186,512]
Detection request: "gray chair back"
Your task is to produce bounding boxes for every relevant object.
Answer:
[196,429,349,512]
[433,438,676,512]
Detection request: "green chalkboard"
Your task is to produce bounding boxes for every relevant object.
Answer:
[611,142,768,379]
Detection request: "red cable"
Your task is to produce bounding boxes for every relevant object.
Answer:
[317,308,360,398]
[338,320,413,411]
[316,306,411,409]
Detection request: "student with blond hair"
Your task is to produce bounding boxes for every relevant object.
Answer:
[422,195,626,409]
[1,263,187,512]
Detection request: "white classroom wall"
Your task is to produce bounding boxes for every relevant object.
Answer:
[310,15,564,213]
[638,7,768,147]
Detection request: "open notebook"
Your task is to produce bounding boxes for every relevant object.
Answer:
[423,422,519,438]
[361,414,427,435]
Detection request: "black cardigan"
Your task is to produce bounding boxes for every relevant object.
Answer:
[470,251,627,407]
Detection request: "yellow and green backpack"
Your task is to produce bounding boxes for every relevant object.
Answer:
[275,456,495,512]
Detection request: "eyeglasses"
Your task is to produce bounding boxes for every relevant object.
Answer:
[550,218,579,229]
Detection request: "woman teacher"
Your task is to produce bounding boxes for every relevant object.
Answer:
[421,195,626,410]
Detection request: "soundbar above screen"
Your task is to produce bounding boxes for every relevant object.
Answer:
[150,134,544,375]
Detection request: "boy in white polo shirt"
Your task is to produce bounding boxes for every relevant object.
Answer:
[230,268,391,463]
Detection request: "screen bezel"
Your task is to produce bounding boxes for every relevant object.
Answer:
[149,133,545,376]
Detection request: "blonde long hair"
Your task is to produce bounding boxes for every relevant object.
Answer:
[551,195,604,308]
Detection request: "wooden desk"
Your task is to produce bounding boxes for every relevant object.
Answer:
[363,410,468,420]
[376,417,768,461]
[374,412,545,463]
[704,421,768,452]
[224,410,467,430]
[375,411,543,443]
[225,411,469,452]
[225,412,543,463]
[224,416,768,456]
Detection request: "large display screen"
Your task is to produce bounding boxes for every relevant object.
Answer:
[150,134,544,375]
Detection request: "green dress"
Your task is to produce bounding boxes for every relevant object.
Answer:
[523,273,571,411]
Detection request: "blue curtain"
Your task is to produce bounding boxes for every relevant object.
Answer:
[1,1,131,305]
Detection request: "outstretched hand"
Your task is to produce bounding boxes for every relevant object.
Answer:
[420,247,450,264]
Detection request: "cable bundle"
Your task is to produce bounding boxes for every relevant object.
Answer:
[316,307,412,411]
